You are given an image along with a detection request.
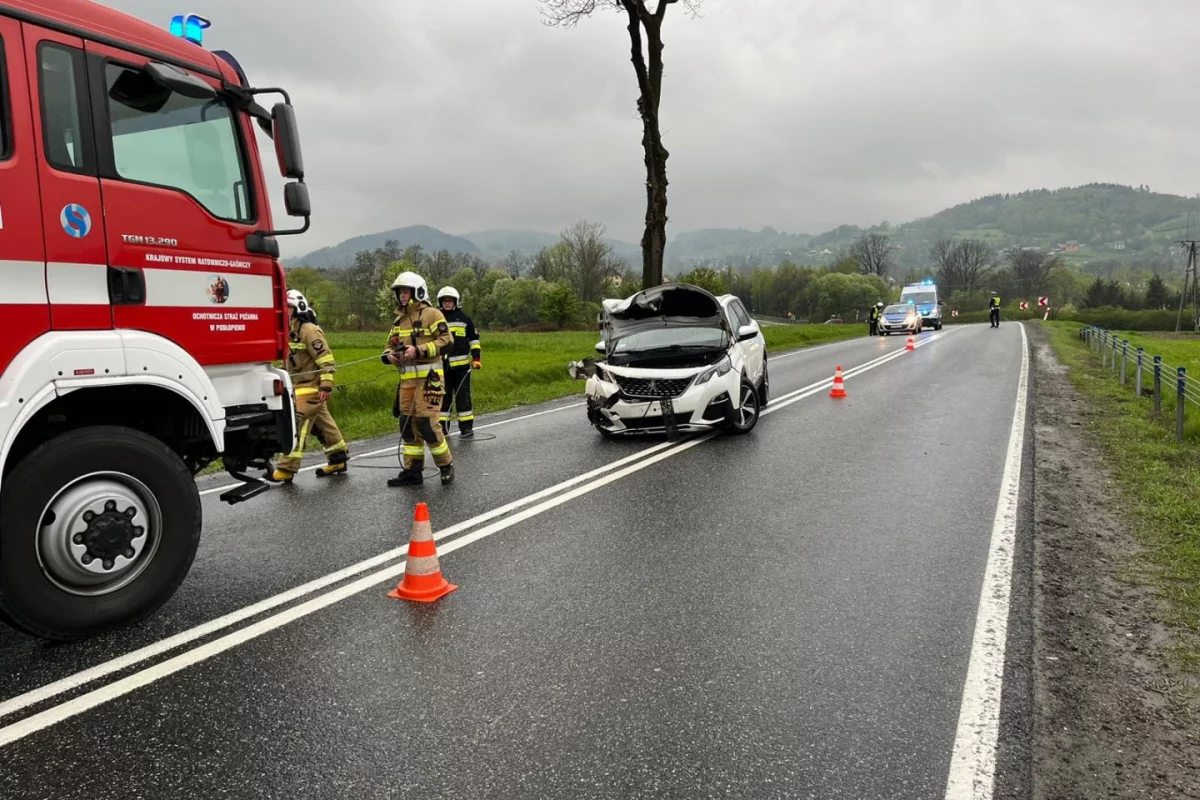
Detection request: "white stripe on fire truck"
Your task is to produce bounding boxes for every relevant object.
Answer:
[140,269,274,309]
[0,261,49,305]
[47,263,110,305]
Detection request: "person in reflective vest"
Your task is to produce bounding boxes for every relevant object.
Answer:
[271,290,348,482]
[989,292,1001,328]
[382,271,456,486]
[869,301,883,336]
[436,286,482,437]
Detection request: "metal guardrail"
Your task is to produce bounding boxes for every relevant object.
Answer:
[752,314,802,326]
[1079,325,1200,442]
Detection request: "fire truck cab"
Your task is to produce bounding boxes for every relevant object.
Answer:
[0,1,309,640]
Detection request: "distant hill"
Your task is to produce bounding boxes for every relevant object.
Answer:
[290,184,1200,272]
[294,225,480,268]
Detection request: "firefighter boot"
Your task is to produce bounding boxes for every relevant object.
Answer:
[459,420,474,438]
[268,467,295,483]
[440,464,455,485]
[388,464,425,487]
[314,449,348,479]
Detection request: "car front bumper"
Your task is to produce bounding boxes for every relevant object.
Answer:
[585,369,742,436]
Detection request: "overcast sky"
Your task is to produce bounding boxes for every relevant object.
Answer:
[97,0,1200,257]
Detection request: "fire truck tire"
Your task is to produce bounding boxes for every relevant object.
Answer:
[0,425,201,641]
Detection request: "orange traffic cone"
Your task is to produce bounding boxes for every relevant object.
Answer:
[905,334,915,351]
[829,365,847,398]
[387,502,457,602]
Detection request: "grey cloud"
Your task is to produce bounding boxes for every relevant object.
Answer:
[95,0,1200,257]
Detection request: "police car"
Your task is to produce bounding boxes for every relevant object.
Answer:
[877,302,922,335]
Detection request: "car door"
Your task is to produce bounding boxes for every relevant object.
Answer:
[0,17,51,369]
[729,298,763,385]
[25,26,111,331]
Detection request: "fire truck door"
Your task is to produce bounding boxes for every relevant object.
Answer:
[0,17,50,369]
[24,26,111,331]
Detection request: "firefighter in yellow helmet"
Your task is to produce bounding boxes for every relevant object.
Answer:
[271,289,349,482]
[382,270,455,486]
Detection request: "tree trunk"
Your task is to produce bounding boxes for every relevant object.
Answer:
[623,3,670,288]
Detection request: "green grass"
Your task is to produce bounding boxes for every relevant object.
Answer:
[1042,320,1200,666]
[272,323,868,454]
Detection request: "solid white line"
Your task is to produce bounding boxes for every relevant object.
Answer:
[943,322,1028,799]
[0,327,962,743]
[0,434,674,721]
[198,401,586,497]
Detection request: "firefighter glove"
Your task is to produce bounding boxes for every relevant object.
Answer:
[472,359,482,370]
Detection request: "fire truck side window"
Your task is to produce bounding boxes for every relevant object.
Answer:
[103,63,252,223]
[38,44,91,172]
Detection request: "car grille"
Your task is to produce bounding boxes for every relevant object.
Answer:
[613,375,693,399]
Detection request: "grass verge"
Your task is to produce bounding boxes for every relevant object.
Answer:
[1041,320,1200,667]
[199,324,867,475]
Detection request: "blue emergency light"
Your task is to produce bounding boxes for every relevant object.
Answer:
[169,14,211,46]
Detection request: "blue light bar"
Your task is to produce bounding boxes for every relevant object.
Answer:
[169,14,211,46]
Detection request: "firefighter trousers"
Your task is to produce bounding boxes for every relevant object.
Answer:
[395,376,452,470]
[440,363,474,432]
[277,390,348,473]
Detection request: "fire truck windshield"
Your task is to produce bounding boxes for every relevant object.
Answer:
[105,63,252,223]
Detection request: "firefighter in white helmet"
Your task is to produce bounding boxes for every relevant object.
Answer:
[271,289,349,482]
[436,286,482,437]
[381,270,455,486]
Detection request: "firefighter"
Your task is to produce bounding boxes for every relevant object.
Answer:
[989,292,1001,328]
[382,270,455,486]
[271,290,349,482]
[436,286,482,437]
[869,301,883,336]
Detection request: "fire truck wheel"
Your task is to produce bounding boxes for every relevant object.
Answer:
[0,425,201,641]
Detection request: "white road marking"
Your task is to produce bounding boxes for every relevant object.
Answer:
[198,401,586,497]
[943,322,1028,799]
[0,435,674,721]
[0,325,961,746]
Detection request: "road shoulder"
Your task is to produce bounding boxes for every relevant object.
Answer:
[1028,323,1200,799]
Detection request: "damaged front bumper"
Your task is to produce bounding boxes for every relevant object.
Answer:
[573,364,742,438]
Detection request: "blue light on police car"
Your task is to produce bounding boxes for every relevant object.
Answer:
[169,14,211,46]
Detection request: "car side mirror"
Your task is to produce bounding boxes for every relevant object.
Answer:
[738,324,758,341]
[594,341,606,354]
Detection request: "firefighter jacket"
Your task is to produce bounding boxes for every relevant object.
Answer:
[381,302,454,381]
[990,296,1001,309]
[441,307,481,368]
[287,319,336,394]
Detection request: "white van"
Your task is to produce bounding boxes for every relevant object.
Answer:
[900,280,944,330]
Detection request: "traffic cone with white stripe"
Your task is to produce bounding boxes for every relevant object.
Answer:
[388,502,457,602]
[906,334,915,351]
[829,365,847,398]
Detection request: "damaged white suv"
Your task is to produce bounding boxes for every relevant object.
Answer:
[569,283,767,438]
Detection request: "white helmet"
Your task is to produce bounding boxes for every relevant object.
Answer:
[438,286,460,306]
[286,289,310,315]
[391,271,428,304]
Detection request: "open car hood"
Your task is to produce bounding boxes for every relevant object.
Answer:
[600,284,728,341]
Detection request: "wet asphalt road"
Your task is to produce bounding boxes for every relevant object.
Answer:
[0,323,1031,799]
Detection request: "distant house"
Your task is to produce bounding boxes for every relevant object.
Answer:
[1064,241,1080,252]
[1107,241,1126,251]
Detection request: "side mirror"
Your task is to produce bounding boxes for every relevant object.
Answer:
[271,102,304,180]
[938,300,945,306]
[284,182,311,218]
[738,323,758,341]
[594,341,606,354]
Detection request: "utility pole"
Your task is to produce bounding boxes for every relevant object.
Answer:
[1175,240,1200,333]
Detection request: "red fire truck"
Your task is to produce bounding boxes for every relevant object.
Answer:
[0,1,310,640]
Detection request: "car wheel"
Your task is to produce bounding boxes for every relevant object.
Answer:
[0,426,201,641]
[727,379,760,435]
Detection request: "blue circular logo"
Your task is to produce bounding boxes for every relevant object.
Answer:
[60,204,92,238]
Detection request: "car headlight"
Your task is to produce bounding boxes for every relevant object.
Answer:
[594,364,612,382]
[695,354,732,385]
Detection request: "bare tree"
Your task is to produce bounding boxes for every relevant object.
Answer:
[930,237,956,276]
[1007,247,1061,298]
[540,0,702,288]
[850,232,894,278]
[932,237,995,293]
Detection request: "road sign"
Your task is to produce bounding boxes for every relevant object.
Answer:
[1019,301,1028,311]
[1038,296,1049,307]
[951,309,958,317]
